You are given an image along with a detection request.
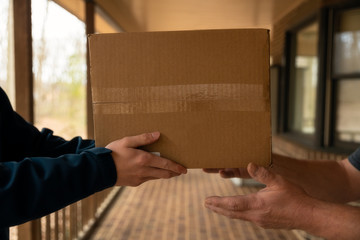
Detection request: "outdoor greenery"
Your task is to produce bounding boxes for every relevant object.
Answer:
[32,0,87,139]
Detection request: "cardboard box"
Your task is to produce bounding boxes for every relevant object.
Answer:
[89,29,271,168]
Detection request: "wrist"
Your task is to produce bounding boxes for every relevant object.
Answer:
[86,147,117,187]
[296,199,357,240]
[292,196,323,234]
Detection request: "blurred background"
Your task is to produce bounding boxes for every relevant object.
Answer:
[0,0,359,239]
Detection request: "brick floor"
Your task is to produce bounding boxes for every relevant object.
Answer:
[89,169,302,240]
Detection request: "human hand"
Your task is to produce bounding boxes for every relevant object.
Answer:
[204,163,316,230]
[106,132,187,187]
[203,153,281,179]
[202,168,251,179]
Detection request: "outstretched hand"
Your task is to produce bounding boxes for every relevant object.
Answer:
[205,163,316,230]
[106,132,187,187]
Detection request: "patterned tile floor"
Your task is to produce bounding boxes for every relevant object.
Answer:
[89,170,302,240]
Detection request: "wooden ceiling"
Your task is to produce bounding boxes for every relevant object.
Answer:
[53,0,306,33]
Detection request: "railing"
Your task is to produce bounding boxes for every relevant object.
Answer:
[10,187,121,240]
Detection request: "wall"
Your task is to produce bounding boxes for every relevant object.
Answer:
[271,0,357,65]
[270,0,357,161]
[271,0,321,65]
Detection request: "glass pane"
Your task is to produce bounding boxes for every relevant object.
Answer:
[32,0,86,139]
[289,22,319,134]
[333,8,360,75]
[0,0,15,105]
[336,79,360,143]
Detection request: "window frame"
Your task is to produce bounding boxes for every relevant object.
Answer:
[281,13,327,149]
[280,4,360,153]
[329,6,360,151]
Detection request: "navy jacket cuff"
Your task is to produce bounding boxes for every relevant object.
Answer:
[85,147,117,189]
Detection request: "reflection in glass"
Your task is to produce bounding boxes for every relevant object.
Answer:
[32,0,86,139]
[289,22,319,134]
[333,8,360,75]
[336,79,360,143]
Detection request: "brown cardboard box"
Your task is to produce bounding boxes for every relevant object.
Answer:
[89,29,271,168]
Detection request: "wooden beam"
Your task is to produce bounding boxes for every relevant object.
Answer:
[86,0,95,139]
[13,0,41,239]
[13,0,34,123]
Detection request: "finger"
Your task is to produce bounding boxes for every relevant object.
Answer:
[219,168,251,179]
[203,168,223,173]
[205,204,251,221]
[123,132,160,148]
[129,176,159,187]
[144,168,181,180]
[205,195,252,211]
[219,170,236,178]
[148,155,187,174]
[137,176,167,185]
[219,168,242,178]
[247,163,277,186]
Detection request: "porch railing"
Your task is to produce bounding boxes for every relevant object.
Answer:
[10,187,121,240]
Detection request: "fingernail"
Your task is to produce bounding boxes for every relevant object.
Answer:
[151,132,160,139]
[180,167,187,174]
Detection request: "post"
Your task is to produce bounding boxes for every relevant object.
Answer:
[13,0,34,122]
[86,0,95,139]
[14,0,39,238]
[84,0,97,226]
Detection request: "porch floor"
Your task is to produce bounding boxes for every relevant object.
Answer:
[89,169,302,240]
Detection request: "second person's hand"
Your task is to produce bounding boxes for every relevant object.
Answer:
[205,163,315,230]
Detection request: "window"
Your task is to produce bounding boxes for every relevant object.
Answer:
[335,80,360,143]
[286,20,320,140]
[333,8,360,75]
[0,0,15,105]
[281,5,360,152]
[332,8,360,148]
[32,0,87,139]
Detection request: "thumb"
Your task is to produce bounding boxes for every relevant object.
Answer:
[247,163,277,186]
[123,132,160,148]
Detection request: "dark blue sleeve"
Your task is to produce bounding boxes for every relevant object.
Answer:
[0,147,117,228]
[0,88,117,228]
[348,147,360,171]
[0,88,96,160]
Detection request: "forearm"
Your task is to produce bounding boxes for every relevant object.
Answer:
[2,103,95,160]
[35,128,95,156]
[300,199,360,240]
[0,148,116,228]
[271,154,354,203]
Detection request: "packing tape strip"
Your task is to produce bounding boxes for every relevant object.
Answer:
[92,83,268,103]
[93,99,269,114]
[92,83,269,114]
